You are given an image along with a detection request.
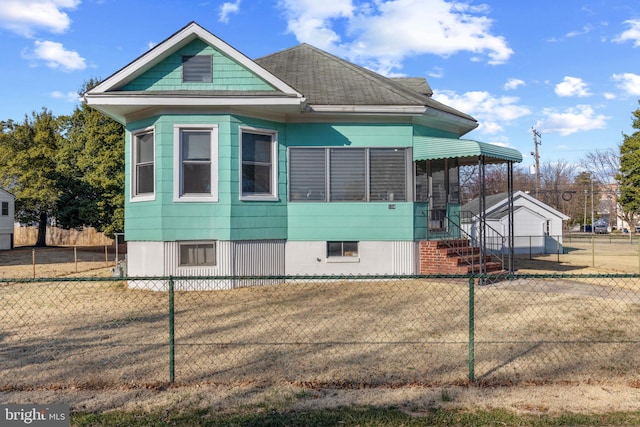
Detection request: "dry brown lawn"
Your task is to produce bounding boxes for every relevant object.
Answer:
[2,240,640,416]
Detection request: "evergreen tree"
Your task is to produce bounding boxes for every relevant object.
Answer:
[616,101,640,231]
[59,79,125,236]
[0,108,63,246]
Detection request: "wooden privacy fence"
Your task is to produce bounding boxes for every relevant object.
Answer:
[13,225,114,247]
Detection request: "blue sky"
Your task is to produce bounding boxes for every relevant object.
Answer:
[1,0,639,169]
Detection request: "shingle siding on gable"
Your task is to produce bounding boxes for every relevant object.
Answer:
[121,39,275,92]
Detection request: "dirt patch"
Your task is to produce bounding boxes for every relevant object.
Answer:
[2,240,640,415]
[3,382,640,416]
[0,246,118,278]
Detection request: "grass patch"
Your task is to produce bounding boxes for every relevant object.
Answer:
[71,406,640,426]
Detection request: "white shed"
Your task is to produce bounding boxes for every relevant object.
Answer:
[0,188,15,250]
[461,191,570,255]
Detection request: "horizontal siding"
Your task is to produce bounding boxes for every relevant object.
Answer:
[121,39,274,92]
[288,203,414,241]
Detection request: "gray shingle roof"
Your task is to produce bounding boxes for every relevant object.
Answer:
[255,44,475,121]
[461,192,510,217]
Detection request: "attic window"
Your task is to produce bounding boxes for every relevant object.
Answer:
[182,55,212,82]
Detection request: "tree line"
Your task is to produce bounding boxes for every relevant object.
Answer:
[458,101,640,232]
[0,80,124,246]
[0,83,639,245]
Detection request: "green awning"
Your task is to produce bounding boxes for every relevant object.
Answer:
[413,136,523,165]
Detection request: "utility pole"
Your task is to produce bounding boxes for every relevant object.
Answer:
[531,128,542,198]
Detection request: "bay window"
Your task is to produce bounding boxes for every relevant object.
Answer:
[132,128,155,200]
[174,125,218,201]
[241,128,277,200]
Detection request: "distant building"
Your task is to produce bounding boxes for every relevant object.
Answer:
[0,188,15,250]
[462,191,569,255]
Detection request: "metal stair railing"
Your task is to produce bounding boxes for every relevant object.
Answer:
[426,210,506,274]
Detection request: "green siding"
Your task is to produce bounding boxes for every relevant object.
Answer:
[288,203,414,241]
[121,39,275,92]
[284,122,416,241]
[124,114,288,242]
[286,122,413,148]
[124,116,467,243]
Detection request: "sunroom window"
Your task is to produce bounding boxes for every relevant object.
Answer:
[289,147,409,202]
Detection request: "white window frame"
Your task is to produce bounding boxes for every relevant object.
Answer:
[178,241,217,267]
[239,126,278,201]
[1,201,8,216]
[131,126,155,202]
[173,125,219,202]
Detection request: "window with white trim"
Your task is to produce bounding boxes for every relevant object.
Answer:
[1,202,8,216]
[174,125,218,201]
[132,128,154,199]
[179,241,216,266]
[182,55,212,82]
[241,128,278,200]
[327,241,359,257]
[289,147,409,202]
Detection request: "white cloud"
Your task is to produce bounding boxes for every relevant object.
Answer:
[612,73,640,96]
[278,0,354,52]
[504,78,525,90]
[51,90,79,102]
[603,92,616,100]
[613,19,640,47]
[0,0,80,38]
[219,0,241,23]
[427,67,444,79]
[536,105,609,136]
[23,40,86,71]
[433,89,531,134]
[566,25,593,38]
[278,0,513,76]
[555,76,592,97]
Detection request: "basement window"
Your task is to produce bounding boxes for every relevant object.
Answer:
[179,242,216,267]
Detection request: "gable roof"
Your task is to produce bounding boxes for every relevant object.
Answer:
[84,22,305,122]
[0,187,15,200]
[462,191,570,220]
[91,22,302,96]
[84,21,477,134]
[254,43,474,122]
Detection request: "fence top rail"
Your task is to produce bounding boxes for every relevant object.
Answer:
[1,273,639,284]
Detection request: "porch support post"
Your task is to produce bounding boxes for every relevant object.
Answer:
[507,161,515,273]
[478,156,486,275]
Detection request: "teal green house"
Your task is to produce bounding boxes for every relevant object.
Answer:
[85,22,522,286]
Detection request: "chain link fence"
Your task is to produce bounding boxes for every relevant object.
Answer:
[2,273,639,390]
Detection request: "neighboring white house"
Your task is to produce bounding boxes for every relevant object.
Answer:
[462,191,570,255]
[0,188,15,250]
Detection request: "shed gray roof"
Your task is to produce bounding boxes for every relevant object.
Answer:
[255,44,474,121]
[462,192,510,217]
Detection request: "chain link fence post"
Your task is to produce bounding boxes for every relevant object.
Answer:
[468,275,475,382]
[169,276,175,384]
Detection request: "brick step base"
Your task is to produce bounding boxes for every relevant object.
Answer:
[419,239,503,274]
